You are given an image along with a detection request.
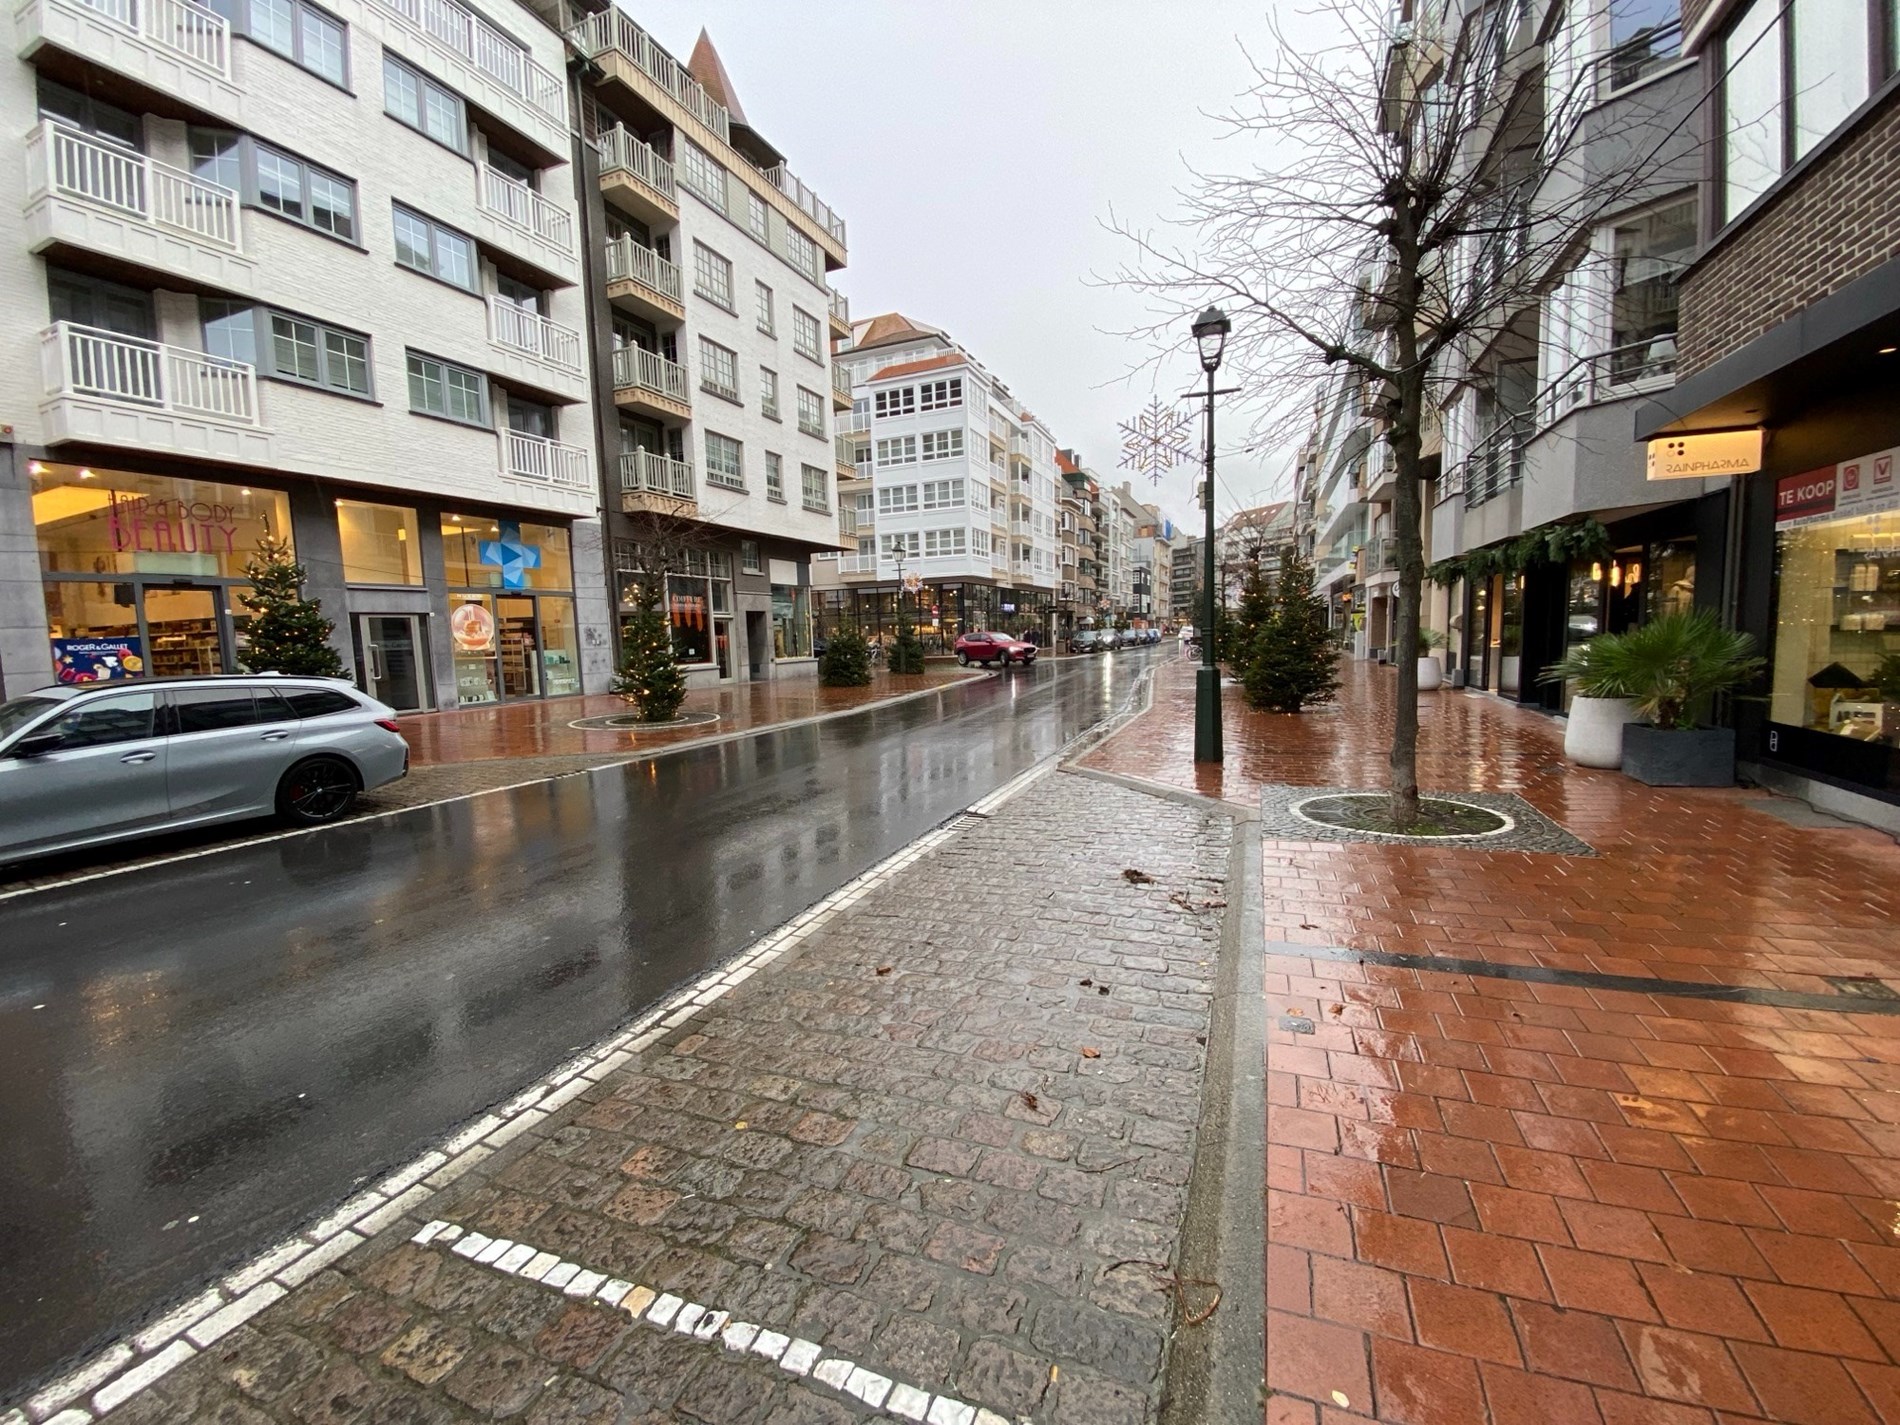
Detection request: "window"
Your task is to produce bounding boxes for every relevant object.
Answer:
[202,300,370,396]
[855,490,874,515]
[760,367,781,419]
[921,429,964,462]
[406,351,487,425]
[42,691,158,748]
[679,139,727,207]
[972,529,990,556]
[877,484,918,514]
[693,241,734,309]
[771,584,810,657]
[785,226,819,281]
[881,532,920,560]
[875,387,915,419]
[796,386,825,438]
[392,204,475,291]
[384,54,466,153]
[924,528,966,558]
[747,191,769,243]
[1720,0,1879,221]
[338,500,422,583]
[175,687,266,733]
[705,431,744,489]
[230,138,355,240]
[205,0,347,84]
[792,307,821,361]
[699,338,739,401]
[920,378,962,411]
[876,436,918,467]
[801,464,829,512]
[756,281,775,335]
[1608,199,1694,380]
[765,451,785,502]
[38,75,139,150]
[922,479,964,510]
[740,539,762,574]
[281,687,358,718]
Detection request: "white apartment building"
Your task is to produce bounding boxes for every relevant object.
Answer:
[815,313,1063,644]
[571,19,851,686]
[1,0,611,710]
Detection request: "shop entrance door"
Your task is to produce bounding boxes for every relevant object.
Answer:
[144,585,227,678]
[355,614,430,712]
[497,596,541,698]
[745,611,766,680]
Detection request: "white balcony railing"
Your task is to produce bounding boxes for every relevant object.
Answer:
[612,344,687,404]
[72,0,230,77]
[571,9,731,142]
[43,321,259,422]
[378,0,564,124]
[595,125,675,202]
[756,162,846,247]
[619,449,695,499]
[604,235,683,306]
[838,554,877,574]
[487,298,581,374]
[29,121,241,251]
[830,362,851,398]
[828,287,849,326]
[500,428,588,489]
[477,165,572,254]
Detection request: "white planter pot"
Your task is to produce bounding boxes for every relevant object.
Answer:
[1416,655,1442,691]
[1565,696,1641,768]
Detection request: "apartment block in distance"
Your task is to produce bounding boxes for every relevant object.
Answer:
[815,313,1063,645]
[569,15,852,685]
[3,0,610,710]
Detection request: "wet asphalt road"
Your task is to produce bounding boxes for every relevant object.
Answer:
[0,648,1164,1400]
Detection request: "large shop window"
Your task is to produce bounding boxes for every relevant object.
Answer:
[620,550,732,666]
[772,585,811,658]
[440,516,577,705]
[1770,457,1900,760]
[440,514,572,590]
[1720,0,1886,222]
[338,500,421,584]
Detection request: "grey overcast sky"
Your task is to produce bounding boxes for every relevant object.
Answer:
[632,0,1298,531]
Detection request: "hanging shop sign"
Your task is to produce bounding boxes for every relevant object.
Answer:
[1776,446,1900,526]
[1646,428,1764,480]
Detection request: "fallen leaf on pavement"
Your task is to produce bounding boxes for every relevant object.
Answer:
[1329,1004,1344,1016]
[875,965,892,976]
[1122,868,1155,884]
[1019,1091,1040,1111]
[1081,1047,1101,1059]
[733,1121,748,1131]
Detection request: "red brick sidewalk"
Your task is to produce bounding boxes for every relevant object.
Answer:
[1087,656,1900,1425]
[399,669,980,766]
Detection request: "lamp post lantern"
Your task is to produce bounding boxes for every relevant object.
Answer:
[1190,305,1230,764]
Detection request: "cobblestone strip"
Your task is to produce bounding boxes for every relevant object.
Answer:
[4,781,1022,1424]
[77,772,1232,1425]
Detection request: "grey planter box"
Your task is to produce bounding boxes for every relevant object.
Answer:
[1621,725,1736,787]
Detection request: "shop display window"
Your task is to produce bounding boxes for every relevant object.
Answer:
[1771,510,1900,746]
[32,462,290,579]
[338,500,422,584]
[771,585,811,658]
[440,515,572,591]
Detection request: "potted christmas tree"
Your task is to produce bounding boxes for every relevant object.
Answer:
[1242,547,1341,713]
[819,627,873,687]
[612,578,688,722]
[242,535,346,677]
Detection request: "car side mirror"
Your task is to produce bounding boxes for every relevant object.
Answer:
[10,731,64,758]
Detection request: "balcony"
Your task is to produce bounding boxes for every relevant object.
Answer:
[500,428,589,492]
[595,125,677,230]
[619,448,695,515]
[833,430,858,480]
[838,554,877,575]
[18,0,240,119]
[827,287,850,339]
[474,165,577,284]
[829,359,851,411]
[40,321,272,464]
[371,0,566,156]
[487,297,584,394]
[24,121,257,293]
[604,235,684,325]
[611,344,689,421]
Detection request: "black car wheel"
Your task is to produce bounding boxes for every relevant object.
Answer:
[276,755,360,826]
[957,652,970,666]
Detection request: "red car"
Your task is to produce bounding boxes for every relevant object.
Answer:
[954,631,1037,668]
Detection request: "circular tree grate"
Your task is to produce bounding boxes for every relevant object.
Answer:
[567,711,722,732]
[1290,793,1513,840]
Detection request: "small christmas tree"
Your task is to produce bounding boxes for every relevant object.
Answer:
[889,598,926,674]
[612,578,688,722]
[1227,556,1274,668]
[242,534,345,677]
[819,627,873,687]
[1244,545,1341,713]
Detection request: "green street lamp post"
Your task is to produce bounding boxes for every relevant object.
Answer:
[1190,306,1231,764]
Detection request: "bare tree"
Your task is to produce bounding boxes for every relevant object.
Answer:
[1109,0,1695,827]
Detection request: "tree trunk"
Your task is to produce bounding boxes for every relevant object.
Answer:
[1387,367,1426,831]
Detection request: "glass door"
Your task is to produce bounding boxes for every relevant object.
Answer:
[355,614,430,712]
[497,595,540,698]
[143,585,226,677]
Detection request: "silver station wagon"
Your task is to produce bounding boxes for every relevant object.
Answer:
[0,675,409,864]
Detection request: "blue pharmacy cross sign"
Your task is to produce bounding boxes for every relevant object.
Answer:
[478,520,541,589]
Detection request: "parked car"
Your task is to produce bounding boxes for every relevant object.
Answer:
[954,631,1038,668]
[1068,630,1100,654]
[0,674,410,865]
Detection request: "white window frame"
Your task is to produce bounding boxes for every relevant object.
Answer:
[796,385,825,438]
[699,337,739,402]
[755,280,775,335]
[877,484,919,514]
[792,307,821,362]
[875,387,916,419]
[693,241,735,310]
[876,436,918,467]
[919,377,962,411]
[765,450,785,502]
[760,366,780,420]
[705,429,745,489]
[920,429,964,462]
[801,463,829,512]
[679,139,727,208]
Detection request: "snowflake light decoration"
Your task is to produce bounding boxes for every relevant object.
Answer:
[1118,398,1194,484]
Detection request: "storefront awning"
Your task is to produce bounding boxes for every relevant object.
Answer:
[1634,255,1900,439]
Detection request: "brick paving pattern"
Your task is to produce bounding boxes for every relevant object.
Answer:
[1088,655,1900,1424]
[93,772,1232,1424]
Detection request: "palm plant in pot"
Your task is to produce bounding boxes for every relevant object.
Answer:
[1415,626,1447,692]
[1545,611,1763,785]
[1539,638,1639,769]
